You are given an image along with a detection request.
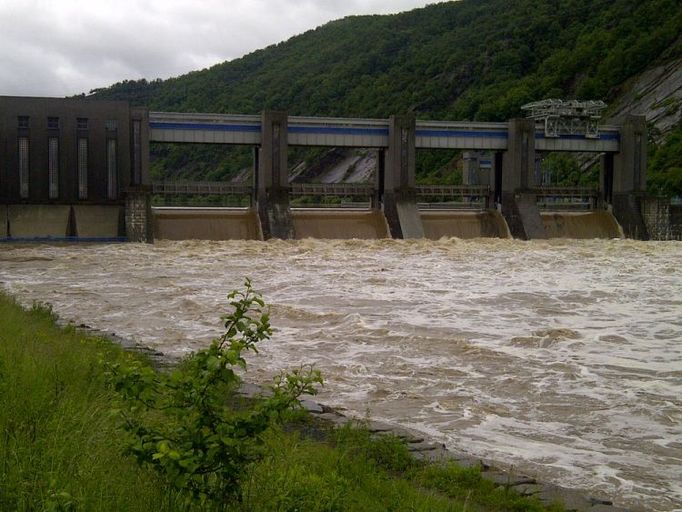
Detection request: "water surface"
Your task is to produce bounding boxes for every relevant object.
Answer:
[1,238,680,510]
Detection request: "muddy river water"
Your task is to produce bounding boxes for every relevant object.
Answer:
[1,238,680,510]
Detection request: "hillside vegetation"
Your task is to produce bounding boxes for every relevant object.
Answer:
[89,0,682,192]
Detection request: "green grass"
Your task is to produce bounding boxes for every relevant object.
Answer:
[0,292,563,511]
[0,295,168,510]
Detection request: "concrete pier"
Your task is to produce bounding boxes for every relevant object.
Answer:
[611,115,648,239]
[382,115,424,239]
[125,188,154,242]
[257,111,295,239]
[500,119,546,240]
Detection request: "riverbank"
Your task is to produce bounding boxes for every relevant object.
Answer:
[1,290,569,511]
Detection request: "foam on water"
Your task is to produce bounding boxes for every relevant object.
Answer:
[0,238,680,510]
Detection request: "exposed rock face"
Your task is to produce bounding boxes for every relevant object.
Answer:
[607,57,682,138]
[290,148,376,184]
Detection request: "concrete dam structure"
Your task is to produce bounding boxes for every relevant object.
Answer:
[1,95,669,242]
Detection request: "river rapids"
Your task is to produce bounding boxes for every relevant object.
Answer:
[0,238,680,510]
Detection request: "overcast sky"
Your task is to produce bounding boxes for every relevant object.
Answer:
[0,0,435,98]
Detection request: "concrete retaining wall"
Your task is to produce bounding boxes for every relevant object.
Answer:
[292,209,389,239]
[641,197,678,240]
[421,210,510,239]
[153,208,262,240]
[542,211,622,239]
[7,205,71,238]
[73,206,122,238]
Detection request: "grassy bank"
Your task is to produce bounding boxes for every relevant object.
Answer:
[0,292,561,511]
[0,295,166,510]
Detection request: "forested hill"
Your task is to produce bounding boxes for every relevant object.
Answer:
[90,0,680,120]
[88,0,682,191]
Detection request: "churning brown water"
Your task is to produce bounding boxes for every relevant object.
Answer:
[0,239,680,511]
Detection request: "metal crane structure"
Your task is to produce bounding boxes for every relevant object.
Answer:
[521,99,607,139]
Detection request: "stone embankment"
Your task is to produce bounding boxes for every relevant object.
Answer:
[242,386,632,512]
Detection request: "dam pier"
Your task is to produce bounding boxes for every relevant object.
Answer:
[1,95,676,242]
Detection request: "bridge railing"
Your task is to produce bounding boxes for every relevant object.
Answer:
[289,182,376,208]
[532,186,600,211]
[416,185,490,210]
[289,183,375,196]
[151,181,253,207]
[152,181,253,196]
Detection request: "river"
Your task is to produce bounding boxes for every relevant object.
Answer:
[1,238,680,511]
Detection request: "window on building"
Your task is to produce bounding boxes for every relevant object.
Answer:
[18,116,29,129]
[132,119,141,184]
[77,117,88,130]
[107,139,117,200]
[78,138,88,200]
[18,137,29,198]
[47,117,60,130]
[105,119,118,131]
[48,137,59,199]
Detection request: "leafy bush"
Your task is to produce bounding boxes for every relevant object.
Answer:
[106,280,322,509]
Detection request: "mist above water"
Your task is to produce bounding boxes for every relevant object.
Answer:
[1,238,680,511]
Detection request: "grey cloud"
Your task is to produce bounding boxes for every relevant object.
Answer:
[0,0,434,97]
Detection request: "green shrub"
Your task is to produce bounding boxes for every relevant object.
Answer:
[106,280,322,509]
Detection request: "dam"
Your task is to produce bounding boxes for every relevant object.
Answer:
[2,95,674,242]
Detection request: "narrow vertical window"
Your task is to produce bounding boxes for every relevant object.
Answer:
[132,119,141,184]
[18,116,29,129]
[48,137,59,199]
[107,139,117,199]
[78,138,88,199]
[47,117,60,130]
[19,137,29,198]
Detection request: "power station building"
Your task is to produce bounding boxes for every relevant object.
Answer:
[0,96,149,239]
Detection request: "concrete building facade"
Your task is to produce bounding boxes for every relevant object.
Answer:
[0,96,149,240]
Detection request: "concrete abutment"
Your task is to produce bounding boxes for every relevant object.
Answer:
[383,115,424,239]
[500,119,547,240]
[125,187,154,243]
[257,111,295,240]
[610,115,649,240]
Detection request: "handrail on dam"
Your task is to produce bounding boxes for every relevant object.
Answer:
[417,185,490,196]
[533,186,600,211]
[532,186,599,197]
[417,185,491,210]
[152,181,253,196]
[289,183,375,196]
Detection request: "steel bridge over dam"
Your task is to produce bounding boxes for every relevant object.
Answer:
[149,112,621,153]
